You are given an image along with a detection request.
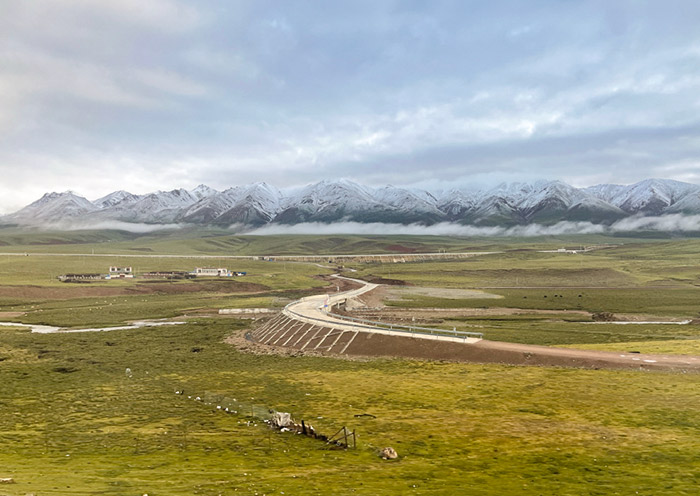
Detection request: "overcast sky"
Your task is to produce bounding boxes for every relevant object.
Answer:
[1,0,700,213]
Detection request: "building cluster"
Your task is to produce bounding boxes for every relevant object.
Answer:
[57,267,246,283]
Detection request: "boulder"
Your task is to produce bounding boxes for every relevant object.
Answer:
[380,447,398,459]
[271,411,293,429]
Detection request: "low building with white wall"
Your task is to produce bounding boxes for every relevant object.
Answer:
[193,267,232,277]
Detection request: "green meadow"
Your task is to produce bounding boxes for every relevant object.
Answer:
[0,229,699,495]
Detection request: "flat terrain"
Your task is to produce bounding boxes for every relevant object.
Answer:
[0,229,699,494]
[252,277,699,372]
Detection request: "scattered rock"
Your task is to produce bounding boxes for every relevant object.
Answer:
[354,413,377,418]
[380,447,398,459]
[271,411,293,429]
[0,477,15,483]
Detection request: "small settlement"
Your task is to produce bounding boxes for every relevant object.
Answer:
[58,267,246,282]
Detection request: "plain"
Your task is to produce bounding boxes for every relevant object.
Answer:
[0,229,698,495]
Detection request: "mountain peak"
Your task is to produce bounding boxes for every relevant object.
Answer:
[190,184,218,200]
[3,178,700,228]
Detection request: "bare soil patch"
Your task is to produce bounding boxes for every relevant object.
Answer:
[352,285,388,308]
[611,313,693,323]
[387,286,504,300]
[315,275,360,292]
[0,311,25,318]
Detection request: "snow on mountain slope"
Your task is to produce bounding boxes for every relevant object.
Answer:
[587,179,700,214]
[438,190,481,220]
[206,183,282,225]
[583,183,626,203]
[665,190,700,214]
[180,188,242,223]
[190,184,218,200]
[516,181,625,222]
[373,186,439,211]
[4,178,700,228]
[103,188,198,223]
[93,190,141,209]
[5,191,97,223]
[459,180,626,225]
[274,179,380,223]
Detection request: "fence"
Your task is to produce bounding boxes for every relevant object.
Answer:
[187,390,275,420]
[182,390,356,448]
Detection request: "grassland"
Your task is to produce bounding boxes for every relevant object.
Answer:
[0,225,677,256]
[0,254,331,327]
[1,321,698,495]
[0,230,699,494]
[350,239,700,352]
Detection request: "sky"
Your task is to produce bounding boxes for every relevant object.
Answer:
[1,0,700,213]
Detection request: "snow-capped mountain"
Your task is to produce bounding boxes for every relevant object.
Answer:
[665,189,700,214]
[89,188,199,224]
[585,179,700,215]
[190,184,218,201]
[372,186,444,223]
[182,183,282,225]
[3,178,700,228]
[5,191,98,223]
[94,190,142,209]
[126,189,199,223]
[443,181,626,225]
[438,189,482,220]
[274,179,380,223]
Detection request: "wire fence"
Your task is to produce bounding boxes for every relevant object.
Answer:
[180,390,274,420]
[178,389,355,448]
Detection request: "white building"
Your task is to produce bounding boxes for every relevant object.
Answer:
[193,267,231,277]
[107,266,134,279]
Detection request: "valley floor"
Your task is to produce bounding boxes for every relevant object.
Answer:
[0,233,699,494]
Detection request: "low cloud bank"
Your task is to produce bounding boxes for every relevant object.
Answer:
[16,214,700,236]
[611,214,700,232]
[243,221,605,237]
[50,220,184,233]
[243,214,700,237]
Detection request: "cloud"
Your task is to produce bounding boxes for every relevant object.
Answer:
[50,220,183,233]
[243,215,700,237]
[2,1,700,211]
[611,214,700,232]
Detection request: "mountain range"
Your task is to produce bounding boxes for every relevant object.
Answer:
[4,178,700,228]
